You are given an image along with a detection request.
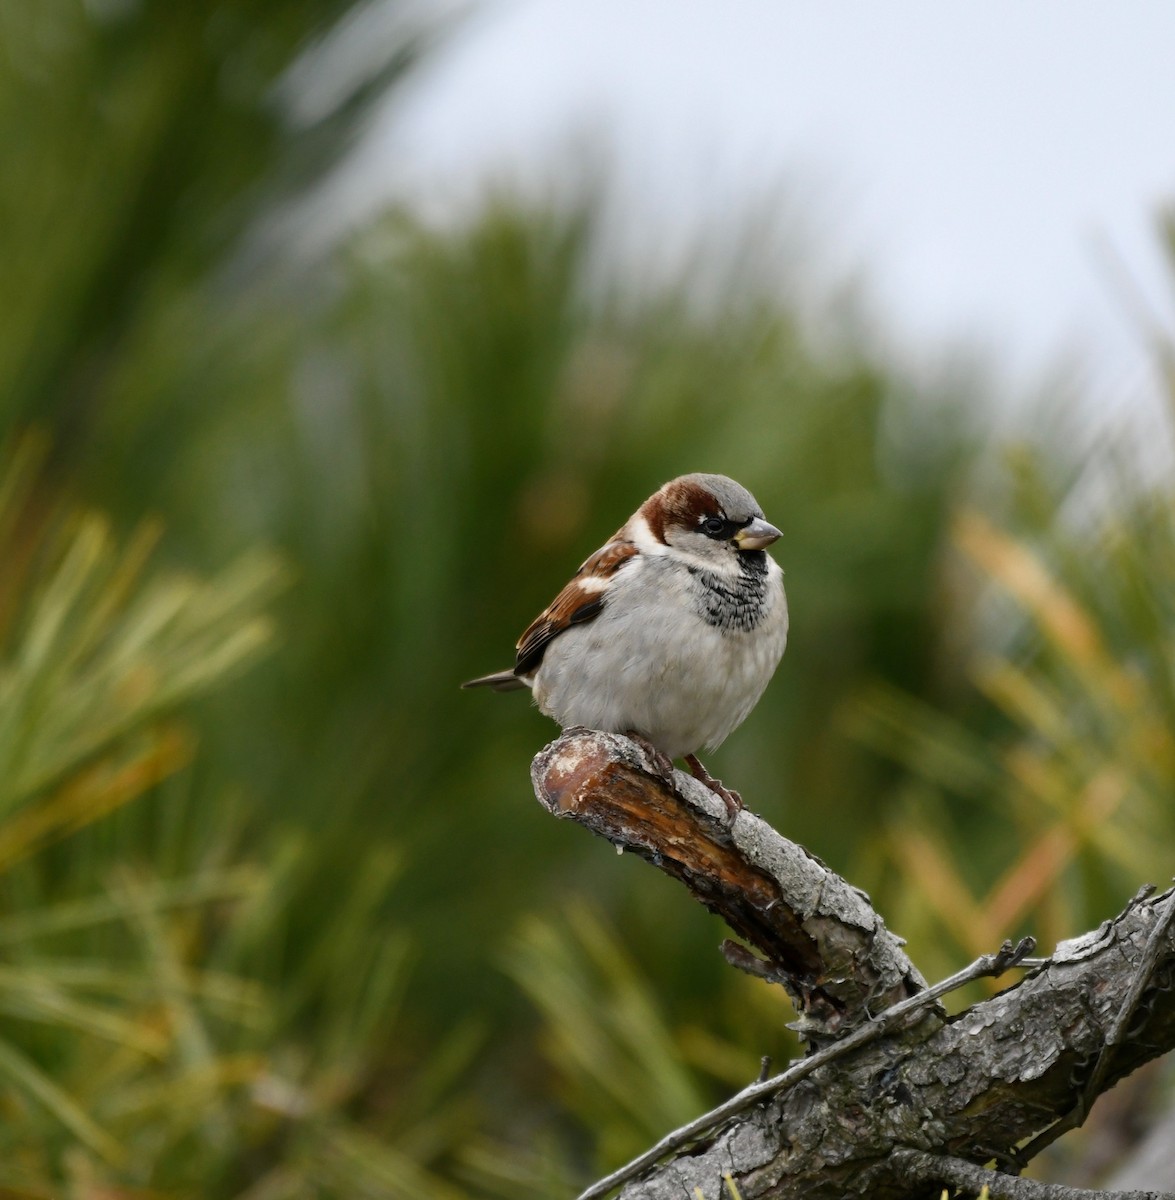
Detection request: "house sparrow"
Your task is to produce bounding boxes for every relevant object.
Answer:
[463,473,788,820]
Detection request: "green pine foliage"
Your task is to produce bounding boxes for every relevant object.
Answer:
[2,2,1171,1194]
[850,398,1175,982]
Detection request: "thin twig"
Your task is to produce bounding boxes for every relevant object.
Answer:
[888,1146,1175,1200]
[574,937,1036,1200]
[1010,885,1175,1171]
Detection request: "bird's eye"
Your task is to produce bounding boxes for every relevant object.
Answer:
[702,516,727,537]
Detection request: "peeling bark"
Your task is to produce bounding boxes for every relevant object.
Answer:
[530,729,1175,1200]
[532,728,931,1043]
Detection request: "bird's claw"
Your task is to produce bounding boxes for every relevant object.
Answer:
[684,754,743,825]
[624,731,677,786]
[711,782,743,825]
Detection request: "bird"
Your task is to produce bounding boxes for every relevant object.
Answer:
[463,473,788,820]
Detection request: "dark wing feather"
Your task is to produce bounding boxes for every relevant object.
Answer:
[514,540,638,677]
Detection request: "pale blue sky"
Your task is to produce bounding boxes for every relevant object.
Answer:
[349,1,1175,408]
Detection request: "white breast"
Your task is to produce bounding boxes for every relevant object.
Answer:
[532,555,788,758]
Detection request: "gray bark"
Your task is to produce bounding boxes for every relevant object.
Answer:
[531,729,1175,1200]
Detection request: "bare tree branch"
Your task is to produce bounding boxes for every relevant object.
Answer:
[530,729,1175,1200]
[532,728,931,1043]
[1011,885,1175,1169]
[573,938,1034,1200]
[882,1147,1174,1200]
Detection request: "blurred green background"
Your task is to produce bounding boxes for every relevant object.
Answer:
[2,3,1174,1195]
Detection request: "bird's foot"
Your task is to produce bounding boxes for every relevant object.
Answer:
[624,731,676,786]
[684,754,743,825]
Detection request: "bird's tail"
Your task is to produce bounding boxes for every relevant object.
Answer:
[461,669,528,692]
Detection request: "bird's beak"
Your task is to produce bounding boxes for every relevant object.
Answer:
[734,518,782,551]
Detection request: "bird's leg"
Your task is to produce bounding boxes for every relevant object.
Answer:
[624,731,676,786]
[684,754,743,823]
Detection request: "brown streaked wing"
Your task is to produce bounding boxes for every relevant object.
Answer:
[514,540,638,676]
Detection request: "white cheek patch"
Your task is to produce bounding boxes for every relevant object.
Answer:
[627,513,664,553]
